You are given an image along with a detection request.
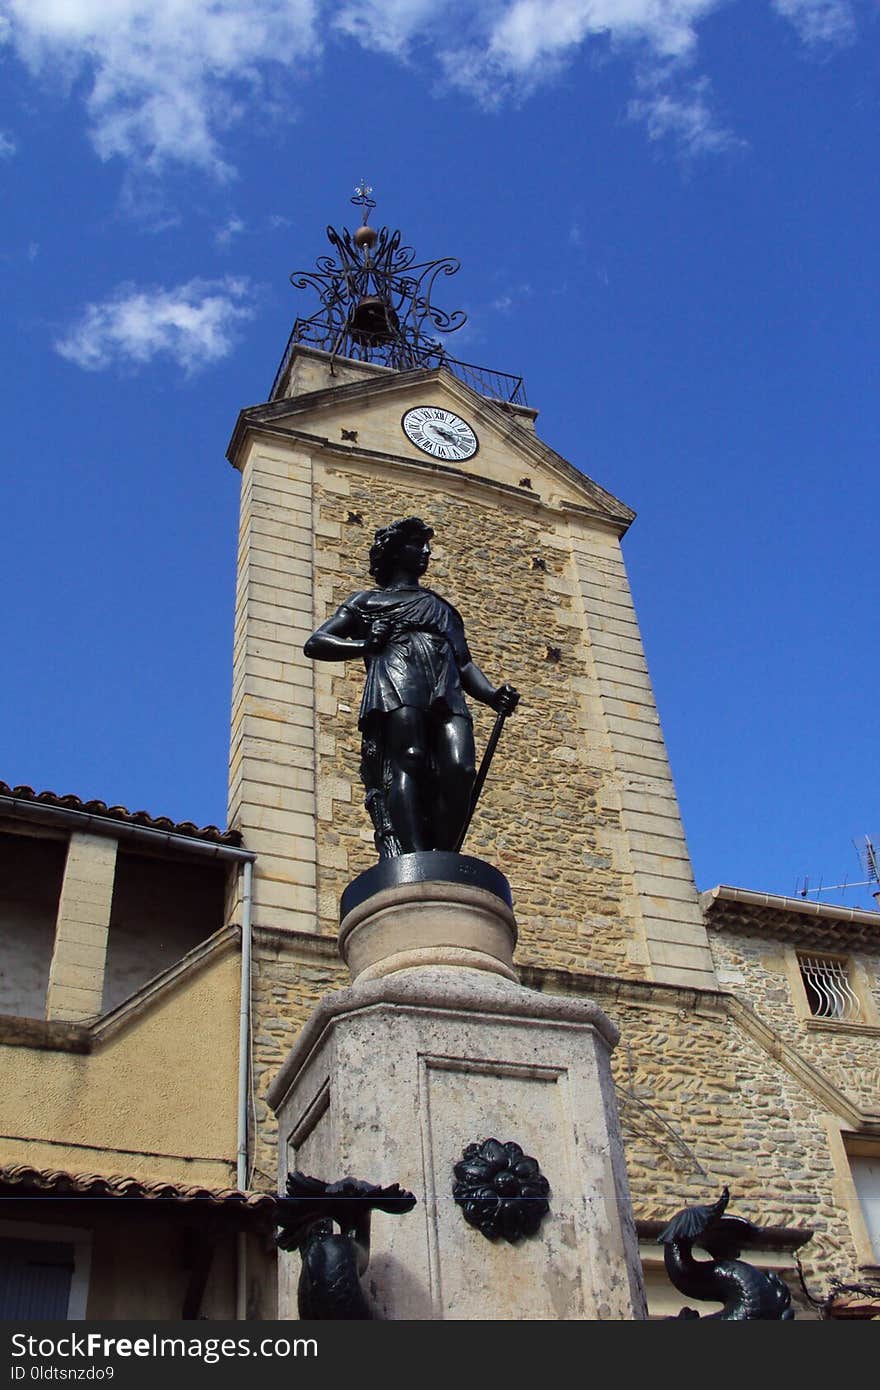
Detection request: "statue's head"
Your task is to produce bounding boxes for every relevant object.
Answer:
[369,516,435,587]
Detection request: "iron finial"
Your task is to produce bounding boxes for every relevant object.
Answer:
[351,181,376,221]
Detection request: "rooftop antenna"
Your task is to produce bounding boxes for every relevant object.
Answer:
[796,835,880,910]
[857,834,880,909]
[860,835,880,881]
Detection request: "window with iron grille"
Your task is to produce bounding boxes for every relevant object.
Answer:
[797,953,862,1021]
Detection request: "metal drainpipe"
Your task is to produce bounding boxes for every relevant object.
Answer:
[236,857,254,1320]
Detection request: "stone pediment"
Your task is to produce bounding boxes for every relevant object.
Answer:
[227,361,635,532]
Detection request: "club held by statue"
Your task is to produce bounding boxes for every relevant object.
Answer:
[453,689,520,854]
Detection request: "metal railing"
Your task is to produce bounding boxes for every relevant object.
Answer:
[269,319,527,407]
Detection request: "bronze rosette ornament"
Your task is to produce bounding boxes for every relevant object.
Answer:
[453,1138,550,1242]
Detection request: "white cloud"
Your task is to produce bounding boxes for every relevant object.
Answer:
[215,215,245,248]
[337,0,721,104]
[333,0,444,56]
[490,282,533,314]
[55,276,254,373]
[772,0,855,45]
[0,0,319,175]
[336,0,715,76]
[0,129,16,158]
[629,75,743,156]
[485,0,713,70]
[0,0,864,172]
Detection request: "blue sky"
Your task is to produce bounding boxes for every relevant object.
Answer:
[0,1,877,908]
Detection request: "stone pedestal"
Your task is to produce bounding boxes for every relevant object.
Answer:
[267,857,647,1321]
[338,852,518,984]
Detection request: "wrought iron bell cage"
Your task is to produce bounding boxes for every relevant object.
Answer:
[271,184,526,406]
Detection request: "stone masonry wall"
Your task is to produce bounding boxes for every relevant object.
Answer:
[249,931,869,1292]
[710,927,880,1116]
[249,934,347,1189]
[231,374,873,1302]
[591,981,868,1290]
[309,464,647,980]
[232,363,877,1301]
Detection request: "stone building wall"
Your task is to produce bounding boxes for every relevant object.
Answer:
[535,966,872,1291]
[309,465,645,981]
[228,353,877,1304]
[249,932,872,1293]
[249,932,346,1188]
[227,357,716,993]
[611,999,846,1287]
[709,928,880,1115]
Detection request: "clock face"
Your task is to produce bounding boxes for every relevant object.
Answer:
[402,406,478,462]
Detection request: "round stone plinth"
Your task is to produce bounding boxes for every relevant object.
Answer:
[338,852,518,984]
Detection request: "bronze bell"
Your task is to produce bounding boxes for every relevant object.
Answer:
[348,294,398,345]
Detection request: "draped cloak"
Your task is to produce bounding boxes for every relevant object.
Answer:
[339,587,473,731]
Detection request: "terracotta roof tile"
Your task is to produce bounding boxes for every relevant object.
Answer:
[0,1164,274,1210]
[0,782,242,847]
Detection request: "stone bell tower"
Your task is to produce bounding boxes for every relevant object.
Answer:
[225,185,716,1318]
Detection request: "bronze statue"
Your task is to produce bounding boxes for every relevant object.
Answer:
[304,517,519,857]
[659,1187,795,1319]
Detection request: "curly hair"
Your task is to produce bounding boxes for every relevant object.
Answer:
[368,516,434,587]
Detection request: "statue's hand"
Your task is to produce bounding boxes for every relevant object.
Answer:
[366,619,394,654]
[491,683,520,716]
